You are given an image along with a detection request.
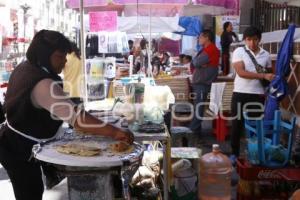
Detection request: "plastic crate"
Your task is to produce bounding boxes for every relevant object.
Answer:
[237,158,300,181]
[236,159,300,199]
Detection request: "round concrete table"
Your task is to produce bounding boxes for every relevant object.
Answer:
[33,136,143,200]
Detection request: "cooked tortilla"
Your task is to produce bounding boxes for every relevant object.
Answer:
[56,143,101,157]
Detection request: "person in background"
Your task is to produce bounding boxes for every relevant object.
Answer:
[128,40,134,55]
[189,30,220,134]
[178,54,185,65]
[221,21,239,75]
[63,42,82,105]
[0,30,133,200]
[135,39,148,74]
[151,39,158,55]
[161,52,171,71]
[230,26,274,164]
[151,56,161,77]
[182,55,194,74]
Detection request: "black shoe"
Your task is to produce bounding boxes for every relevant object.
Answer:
[191,128,202,134]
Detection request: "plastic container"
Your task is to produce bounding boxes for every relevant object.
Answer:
[199,144,232,200]
[172,159,192,173]
[174,167,197,198]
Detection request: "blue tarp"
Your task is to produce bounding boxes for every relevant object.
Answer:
[174,16,202,37]
[264,24,296,120]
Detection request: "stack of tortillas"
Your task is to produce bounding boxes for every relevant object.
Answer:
[56,142,101,157]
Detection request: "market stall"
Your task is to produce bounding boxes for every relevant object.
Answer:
[27,1,243,199]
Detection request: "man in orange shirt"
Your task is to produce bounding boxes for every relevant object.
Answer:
[190,30,220,134]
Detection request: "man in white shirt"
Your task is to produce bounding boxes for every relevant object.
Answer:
[230,26,275,163]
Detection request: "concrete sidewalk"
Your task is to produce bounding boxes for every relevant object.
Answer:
[0,165,68,200]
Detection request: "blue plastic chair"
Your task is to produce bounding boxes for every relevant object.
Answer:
[243,110,296,168]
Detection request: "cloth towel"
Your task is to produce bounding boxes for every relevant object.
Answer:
[209,82,226,116]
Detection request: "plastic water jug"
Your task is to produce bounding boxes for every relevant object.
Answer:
[199,144,232,200]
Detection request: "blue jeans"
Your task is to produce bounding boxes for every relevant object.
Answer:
[189,84,211,132]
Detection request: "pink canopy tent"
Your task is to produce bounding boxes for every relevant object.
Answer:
[192,0,239,15]
[66,0,188,16]
[194,0,238,10]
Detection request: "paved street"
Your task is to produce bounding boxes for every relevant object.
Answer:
[0,165,68,200]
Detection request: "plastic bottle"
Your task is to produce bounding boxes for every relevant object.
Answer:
[199,144,232,200]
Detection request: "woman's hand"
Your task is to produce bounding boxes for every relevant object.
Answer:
[113,128,134,144]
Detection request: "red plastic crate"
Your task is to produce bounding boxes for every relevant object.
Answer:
[236,159,300,199]
[237,179,298,200]
[237,158,300,181]
[237,192,289,200]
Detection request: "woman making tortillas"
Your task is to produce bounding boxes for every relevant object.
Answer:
[0,30,134,200]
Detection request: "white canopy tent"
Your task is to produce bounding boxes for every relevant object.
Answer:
[79,15,184,33]
[118,16,184,33]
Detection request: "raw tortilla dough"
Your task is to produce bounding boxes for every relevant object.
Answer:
[56,142,101,156]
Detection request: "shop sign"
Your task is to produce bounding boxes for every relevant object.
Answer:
[89,11,117,32]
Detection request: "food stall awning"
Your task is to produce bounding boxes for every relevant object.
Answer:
[66,0,188,16]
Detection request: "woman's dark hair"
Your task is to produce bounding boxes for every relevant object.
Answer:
[243,26,262,40]
[184,55,192,62]
[151,56,161,72]
[26,30,71,72]
[201,29,215,42]
[223,21,231,32]
[140,39,147,49]
[70,41,81,59]
[128,40,134,45]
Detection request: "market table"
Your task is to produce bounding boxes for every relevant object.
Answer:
[96,111,171,200]
[87,101,171,200]
[127,124,171,200]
